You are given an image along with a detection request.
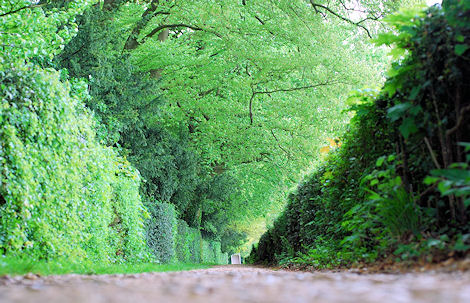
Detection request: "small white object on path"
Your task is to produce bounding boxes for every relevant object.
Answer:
[230,254,241,265]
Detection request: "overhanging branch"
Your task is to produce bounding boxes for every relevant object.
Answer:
[144,23,222,42]
[249,80,338,124]
[123,0,160,51]
[271,129,290,158]
[308,1,375,38]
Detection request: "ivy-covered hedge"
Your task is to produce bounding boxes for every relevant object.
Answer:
[249,2,470,267]
[175,220,192,263]
[175,219,227,264]
[201,240,228,264]
[0,65,151,264]
[145,202,177,263]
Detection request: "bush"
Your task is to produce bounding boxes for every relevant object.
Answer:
[175,220,228,264]
[201,240,213,263]
[0,65,151,263]
[145,202,177,263]
[112,171,152,263]
[188,227,203,263]
[175,220,191,263]
[201,240,227,264]
[212,241,229,264]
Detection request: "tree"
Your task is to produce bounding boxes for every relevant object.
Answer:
[116,0,392,245]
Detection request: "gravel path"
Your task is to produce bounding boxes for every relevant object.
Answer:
[1,265,470,303]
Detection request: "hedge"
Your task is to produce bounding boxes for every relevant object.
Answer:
[145,202,177,263]
[0,65,151,264]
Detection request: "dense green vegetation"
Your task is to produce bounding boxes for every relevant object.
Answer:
[0,0,229,268]
[1,0,467,274]
[249,0,470,267]
[0,255,209,275]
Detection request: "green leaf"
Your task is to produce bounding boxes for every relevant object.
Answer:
[387,102,412,122]
[423,176,439,185]
[399,117,418,139]
[409,105,422,116]
[426,239,441,248]
[365,189,382,200]
[455,44,469,56]
[464,199,470,208]
[409,86,420,100]
[437,181,451,195]
[376,156,385,167]
[453,241,470,252]
[458,142,470,152]
[431,169,470,182]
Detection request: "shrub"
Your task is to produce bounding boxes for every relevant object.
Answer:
[0,65,150,263]
[175,220,192,263]
[145,202,177,263]
[188,227,203,263]
[200,240,228,264]
[175,219,227,264]
[201,240,213,263]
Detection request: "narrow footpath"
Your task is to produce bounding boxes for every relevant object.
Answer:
[1,265,469,303]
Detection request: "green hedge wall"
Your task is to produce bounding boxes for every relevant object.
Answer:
[175,220,191,263]
[174,220,227,264]
[201,240,228,264]
[188,227,203,263]
[201,240,213,263]
[145,202,177,263]
[0,65,151,264]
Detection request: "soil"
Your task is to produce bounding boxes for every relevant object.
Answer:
[1,265,469,303]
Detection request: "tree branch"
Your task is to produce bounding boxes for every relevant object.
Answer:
[446,104,470,137]
[144,23,222,41]
[249,90,255,125]
[123,0,160,51]
[424,137,441,169]
[249,80,337,124]
[256,81,336,95]
[271,129,290,158]
[308,1,373,38]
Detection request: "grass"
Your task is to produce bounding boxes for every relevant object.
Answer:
[0,256,212,276]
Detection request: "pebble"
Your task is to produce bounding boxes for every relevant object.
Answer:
[24,273,39,280]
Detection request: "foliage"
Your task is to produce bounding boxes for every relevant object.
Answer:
[56,2,243,246]
[145,202,177,263]
[175,220,192,263]
[201,240,228,265]
[175,219,228,264]
[250,1,470,267]
[220,229,248,256]
[425,143,470,211]
[55,4,161,145]
[114,0,392,246]
[0,0,153,264]
[0,255,209,276]
[0,0,423,267]
[0,55,150,264]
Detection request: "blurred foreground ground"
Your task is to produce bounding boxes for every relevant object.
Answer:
[1,265,469,303]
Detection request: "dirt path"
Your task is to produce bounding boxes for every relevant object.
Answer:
[1,265,470,303]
